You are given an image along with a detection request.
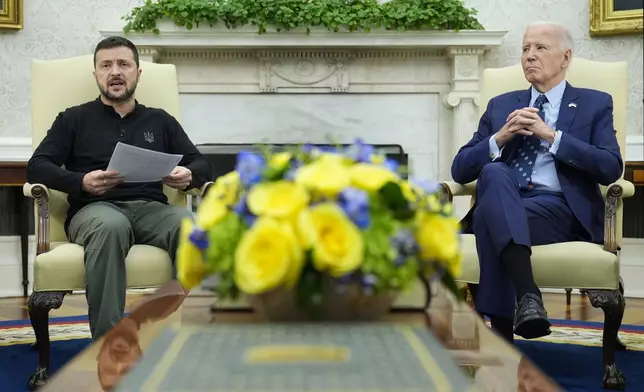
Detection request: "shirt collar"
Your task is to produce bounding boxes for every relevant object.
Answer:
[94,96,141,117]
[531,79,566,108]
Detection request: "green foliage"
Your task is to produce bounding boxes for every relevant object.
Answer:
[362,193,419,293]
[122,0,484,34]
[204,212,246,299]
[378,181,414,220]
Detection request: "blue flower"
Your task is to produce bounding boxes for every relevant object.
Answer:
[394,255,407,267]
[361,273,377,295]
[189,228,209,250]
[235,151,265,187]
[391,229,418,258]
[345,138,375,163]
[362,274,377,286]
[234,193,257,227]
[409,176,440,194]
[338,187,370,229]
[384,158,399,173]
[284,159,303,181]
[234,192,249,215]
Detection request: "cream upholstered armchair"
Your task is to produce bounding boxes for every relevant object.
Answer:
[24,55,212,390]
[441,58,635,390]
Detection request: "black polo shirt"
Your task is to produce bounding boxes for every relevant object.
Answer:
[26,97,212,232]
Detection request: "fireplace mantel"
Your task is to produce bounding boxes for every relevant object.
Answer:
[100,23,506,51]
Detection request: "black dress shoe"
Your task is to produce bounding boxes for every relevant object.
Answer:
[514,293,551,339]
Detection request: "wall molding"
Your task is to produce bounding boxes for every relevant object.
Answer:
[2,135,642,163]
[625,135,644,161]
[0,137,32,162]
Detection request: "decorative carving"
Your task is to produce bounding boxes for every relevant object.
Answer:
[446,47,486,56]
[444,92,480,108]
[138,47,160,63]
[259,56,349,93]
[454,55,477,78]
[29,184,50,254]
[160,48,446,63]
[581,278,627,390]
[27,290,68,390]
[603,183,623,254]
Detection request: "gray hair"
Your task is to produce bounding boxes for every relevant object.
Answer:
[526,21,574,52]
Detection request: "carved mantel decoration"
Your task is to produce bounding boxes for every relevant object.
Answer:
[100,24,505,184]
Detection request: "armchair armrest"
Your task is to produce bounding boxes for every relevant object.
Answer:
[440,181,477,202]
[23,182,51,254]
[182,181,214,197]
[603,179,635,254]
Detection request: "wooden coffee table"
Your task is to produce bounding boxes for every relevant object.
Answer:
[40,281,561,392]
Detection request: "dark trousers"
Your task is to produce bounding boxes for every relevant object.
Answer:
[472,163,581,319]
[68,200,192,339]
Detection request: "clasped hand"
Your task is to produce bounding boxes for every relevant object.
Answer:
[495,107,556,148]
[82,166,192,195]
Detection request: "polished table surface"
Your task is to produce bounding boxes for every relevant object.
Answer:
[40,281,561,392]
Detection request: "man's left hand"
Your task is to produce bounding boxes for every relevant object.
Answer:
[508,107,557,144]
[163,166,192,190]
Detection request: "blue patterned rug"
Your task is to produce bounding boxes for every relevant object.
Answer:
[0,316,642,391]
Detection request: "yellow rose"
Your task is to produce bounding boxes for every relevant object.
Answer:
[349,163,398,192]
[415,212,462,277]
[196,193,229,230]
[401,181,423,203]
[177,218,207,289]
[207,171,240,207]
[247,180,309,219]
[297,203,363,277]
[317,152,350,166]
[269,152,292,170]
[370,154,385,165]
[425,193,441,213]
[234,217,304,293]
[294,159,350,197]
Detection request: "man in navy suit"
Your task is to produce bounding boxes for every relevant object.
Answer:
[451,22,623,342]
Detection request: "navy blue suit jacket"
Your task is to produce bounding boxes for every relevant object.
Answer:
[451,83,623,244]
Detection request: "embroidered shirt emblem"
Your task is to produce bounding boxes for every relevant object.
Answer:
[144,131,154,143]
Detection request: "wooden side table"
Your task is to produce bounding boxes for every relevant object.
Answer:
[0,162,30,297]
[625,161,644,185]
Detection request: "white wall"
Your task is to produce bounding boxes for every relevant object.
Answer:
[0,0,641,141]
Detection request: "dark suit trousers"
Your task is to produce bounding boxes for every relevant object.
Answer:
[472,163,581,319]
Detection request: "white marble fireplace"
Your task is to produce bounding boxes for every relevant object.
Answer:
[100,23,506,187]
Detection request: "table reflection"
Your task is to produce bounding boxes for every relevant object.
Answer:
[88,280,561,392]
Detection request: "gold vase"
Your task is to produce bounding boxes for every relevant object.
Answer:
[246,278,400,322]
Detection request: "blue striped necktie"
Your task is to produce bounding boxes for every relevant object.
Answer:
[511,94,548,189]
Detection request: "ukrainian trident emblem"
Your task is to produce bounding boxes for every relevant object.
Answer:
[144,131,154,143]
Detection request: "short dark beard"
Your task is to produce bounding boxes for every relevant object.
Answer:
[98,81,137,104]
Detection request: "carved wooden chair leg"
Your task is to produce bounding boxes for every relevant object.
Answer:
[583,282,626,391]
[565,288,572,306]
[27,291,68,391]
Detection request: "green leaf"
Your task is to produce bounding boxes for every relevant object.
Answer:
[378,181,414,220]
[441,272,463,302]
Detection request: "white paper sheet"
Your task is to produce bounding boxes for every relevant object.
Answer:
[107,142,183,183]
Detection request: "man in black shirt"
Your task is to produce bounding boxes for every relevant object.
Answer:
[26,36,212,339]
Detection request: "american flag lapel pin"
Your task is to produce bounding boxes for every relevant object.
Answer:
[568,103,577,108]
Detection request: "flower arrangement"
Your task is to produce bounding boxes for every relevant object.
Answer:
[177,139,462,319]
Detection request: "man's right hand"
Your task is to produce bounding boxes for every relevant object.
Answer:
[82,170,123,195]
[495,108,539,148]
